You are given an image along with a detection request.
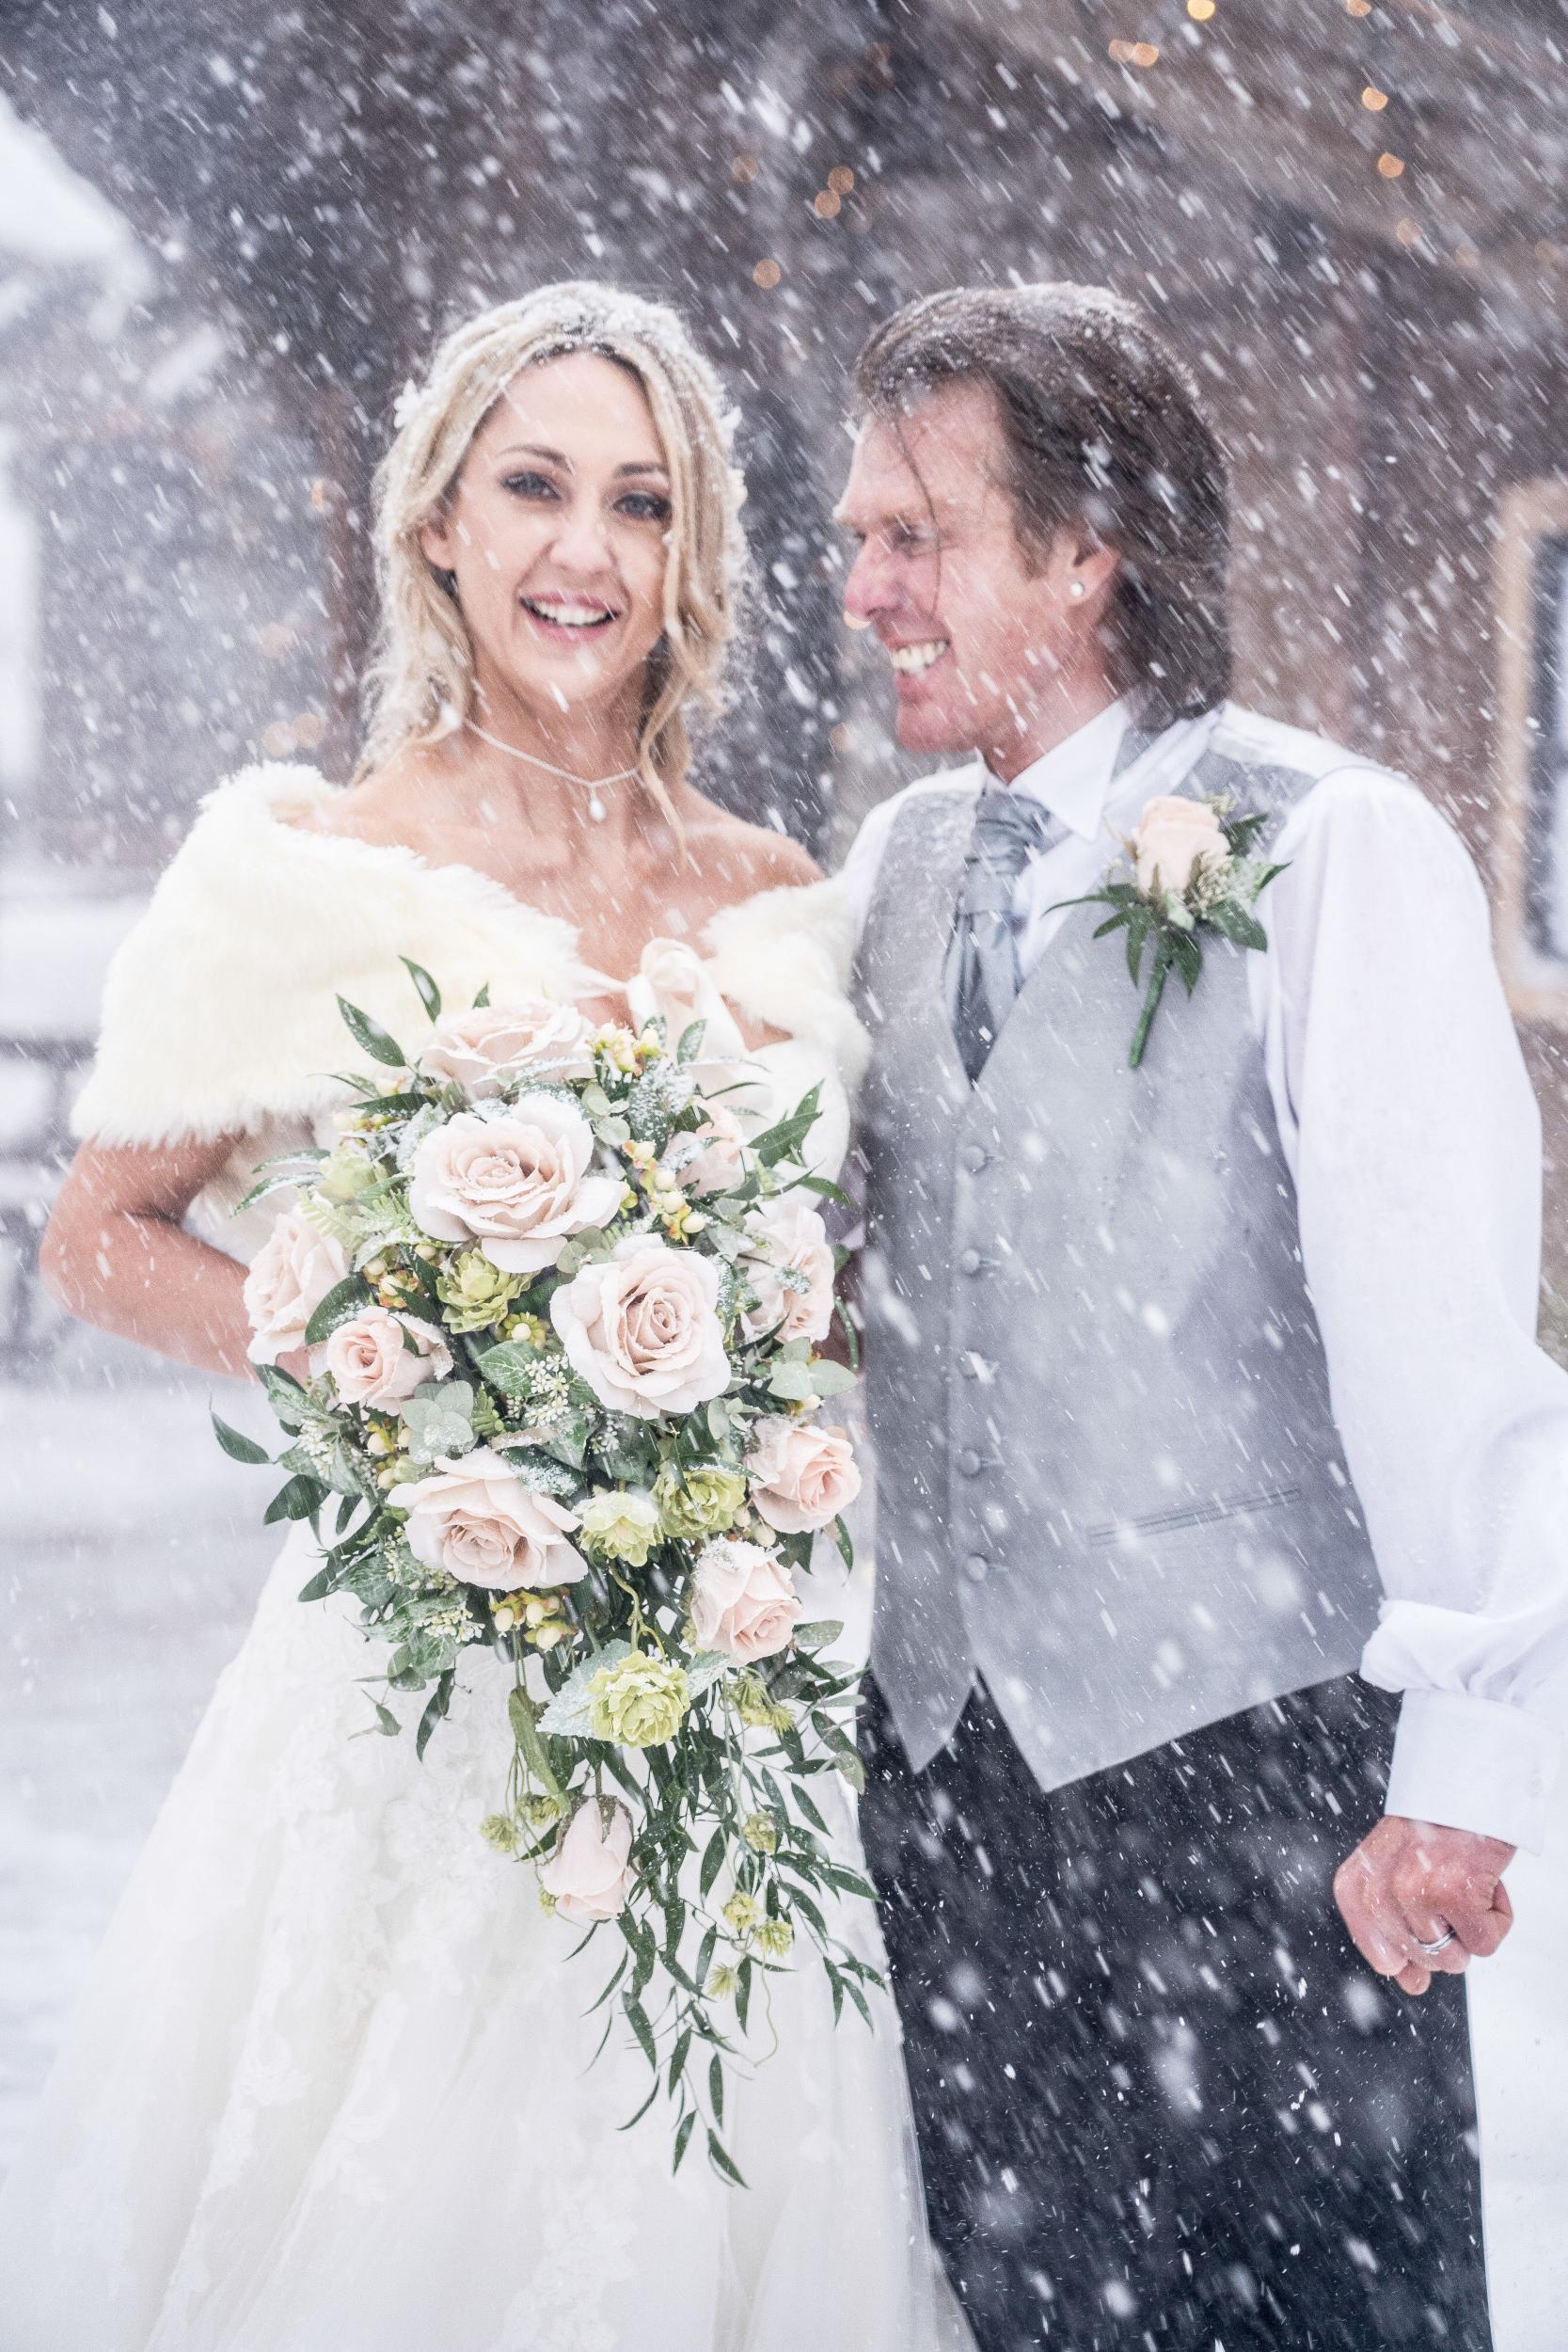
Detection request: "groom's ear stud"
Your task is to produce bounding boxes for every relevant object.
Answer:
[1069,580,1086,600]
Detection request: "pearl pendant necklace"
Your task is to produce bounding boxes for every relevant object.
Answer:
[465,720,640,821]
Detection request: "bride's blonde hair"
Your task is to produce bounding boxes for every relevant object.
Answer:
[357,281,749,807]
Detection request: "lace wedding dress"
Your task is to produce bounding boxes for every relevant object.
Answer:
[0,767,964,2352]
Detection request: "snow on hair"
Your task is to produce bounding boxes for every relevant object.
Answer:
[356,281,750,812]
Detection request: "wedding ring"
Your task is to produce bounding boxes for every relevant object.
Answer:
[1412,1928,1456,1958]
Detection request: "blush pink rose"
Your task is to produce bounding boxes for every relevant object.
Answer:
[550,1235,730,1421]
[746,1416,862,1534]
[396,1445,585,1589]
[740,1198,835,1344]
[625,937,748,1101]
[319,1307,452,1410]
[417,997,595,1097]
[539,1798,635,1924]
[408,1100,623,1274]
[243,1206,349,1366]
[1132,795,1227,898]
[678,1102,748,1198]
[688,1536,802,1662]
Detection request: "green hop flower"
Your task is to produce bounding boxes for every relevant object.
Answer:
[318,1145,379,1204]
[722,1890,762,1938]
[578,1488,662,1568]
[587,1650,690,1747]
[521,1791,564,1831]
[479,1812,520,1854]
[740,1812,778,1855]
[732,1670,792,1735]
[436,1248,527,1334]
[654,1461,748,1543]
[706,1963,740,1999]
[755,1915,795,1959]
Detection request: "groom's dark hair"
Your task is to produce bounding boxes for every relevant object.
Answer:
[852,284,1231,725]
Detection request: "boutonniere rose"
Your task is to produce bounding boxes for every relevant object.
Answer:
[1054,793,1288,1067]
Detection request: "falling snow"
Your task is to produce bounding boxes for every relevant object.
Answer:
[4,4,1568,2345]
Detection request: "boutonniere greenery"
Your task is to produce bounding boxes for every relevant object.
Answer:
[1053,795,1288,1068]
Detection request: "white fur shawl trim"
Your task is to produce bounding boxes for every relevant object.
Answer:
[703,872,869,1093]
[71,764,595,1148]
[72,764,870,1148]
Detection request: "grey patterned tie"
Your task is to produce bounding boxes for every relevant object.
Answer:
[942,789,1062,1083]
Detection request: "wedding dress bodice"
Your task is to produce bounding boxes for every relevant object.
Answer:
[71,761,866,1263]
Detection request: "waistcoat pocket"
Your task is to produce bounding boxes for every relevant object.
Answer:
[1085,1482,1303,1549]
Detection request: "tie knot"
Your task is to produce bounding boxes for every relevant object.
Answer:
[960,791,1058,892]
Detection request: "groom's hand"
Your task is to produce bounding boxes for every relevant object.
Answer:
[1334,1816,1516,1997]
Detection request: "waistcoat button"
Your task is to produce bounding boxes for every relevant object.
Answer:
[960,1143,989,1174]
[957,1448,982,1477]
[958,1248,984,1276]
[962,1553,990,1582]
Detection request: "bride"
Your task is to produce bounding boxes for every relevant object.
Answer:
[0,282,961,2352]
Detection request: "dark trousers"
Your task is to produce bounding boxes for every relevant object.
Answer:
[859,1675,1492,2352]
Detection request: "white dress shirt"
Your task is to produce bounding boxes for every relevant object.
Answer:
[839,696,1568,1852]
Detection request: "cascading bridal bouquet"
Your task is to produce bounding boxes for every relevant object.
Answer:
[1057,792,1288,1066]
[216,961,879,2182]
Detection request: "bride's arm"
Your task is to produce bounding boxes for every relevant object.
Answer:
[40,1136,284,1381]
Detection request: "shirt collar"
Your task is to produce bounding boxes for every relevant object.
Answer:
[983,696,1132,841]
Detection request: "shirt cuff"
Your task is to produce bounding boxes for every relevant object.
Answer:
[1384,1688,1561,1853]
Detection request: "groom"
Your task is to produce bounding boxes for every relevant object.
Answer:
[836,285,1565,2350]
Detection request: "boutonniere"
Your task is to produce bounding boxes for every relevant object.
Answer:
[1053,795,1288,1067]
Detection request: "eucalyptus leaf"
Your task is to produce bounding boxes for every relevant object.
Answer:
[302,1273,373,1348]
[699,1826,727,1899]
[263,1472,328,1526]
[508,1685,567,1803]
[211,1410,271,1467]
[1168,928,1204,994]
[706,2129,746,2188]
[474,1340,539,1400]
[623,1994,658,2072]
[415,1667,456,1761]
[788,1172,853,1212]
[257,1361,309,1430]
[400,957,442,1021]
[1205,901,1268,952]
[750,1084,822,1169]
[684,1651,731,1700]
[336,994,408,1069]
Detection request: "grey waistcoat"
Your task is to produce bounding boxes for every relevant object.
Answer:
[852,739,1385,1788]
